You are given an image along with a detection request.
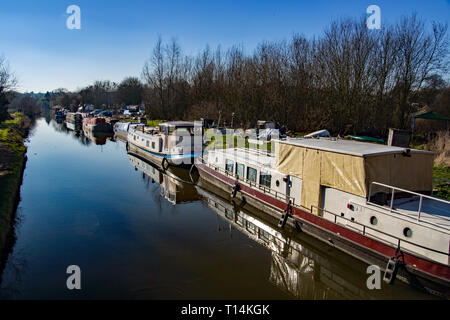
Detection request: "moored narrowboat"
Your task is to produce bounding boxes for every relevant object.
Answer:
[65,112,83,131]
[196,137,450,297]
[82,117,113,133]
[127,121,203,168]
[66,112,82,124]
[113,122,143,141]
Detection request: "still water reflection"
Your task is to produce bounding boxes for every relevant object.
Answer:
[0,118,432,299]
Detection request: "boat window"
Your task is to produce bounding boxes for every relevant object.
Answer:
[236,214,244,227]
[152,142,155,149]
[247,167,257,183]
[175,127,191,134]
[225,209,233,220]
[146,140,149,147]
[246,222,256,235]
[225,160,234,173]
[236,163,244,178]
[259,229,270,243]
[260,172,271,188]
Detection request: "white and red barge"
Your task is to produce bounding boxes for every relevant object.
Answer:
[196,138,450,297]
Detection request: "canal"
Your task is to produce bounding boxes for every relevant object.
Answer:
[0,118,434,299]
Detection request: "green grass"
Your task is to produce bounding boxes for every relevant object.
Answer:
[0,113,27,250]
[0,128,8,142]
[147,119,166,127]
[434,166,450,180]
[433,166,450,200]
[204,131,272,152]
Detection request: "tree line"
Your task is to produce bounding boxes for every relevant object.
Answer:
[2,14,449,136]
[141,14,449,136]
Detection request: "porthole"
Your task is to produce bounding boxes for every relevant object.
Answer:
[276,180,280,187]
[370,216,378,225]
[403,227,412,238]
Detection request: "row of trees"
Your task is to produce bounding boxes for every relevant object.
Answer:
[141,14,449,135]
[1,56,41,120]
[47,77,144,112]
[3,14,449,136]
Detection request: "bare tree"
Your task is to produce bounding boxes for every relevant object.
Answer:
[139,14,449,136]
[0,55,17,121]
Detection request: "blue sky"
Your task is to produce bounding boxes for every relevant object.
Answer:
[1,0,449,93]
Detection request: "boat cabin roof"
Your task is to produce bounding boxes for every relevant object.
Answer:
[275,137,433,157]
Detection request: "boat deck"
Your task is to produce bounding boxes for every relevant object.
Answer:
[387,197,450,230]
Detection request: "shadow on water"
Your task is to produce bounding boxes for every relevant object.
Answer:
[0,117,41,298]
[195,180,436,300]
[128,145,434,299]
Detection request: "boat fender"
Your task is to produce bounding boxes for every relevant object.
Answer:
[294,220,302,233]
[231,184,241,198]
[278,201,293,228]
[161,157,169,171]
[189,164,198,175]
[189,164,198,184]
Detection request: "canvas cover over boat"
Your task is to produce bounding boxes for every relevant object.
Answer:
[275,139,434,210]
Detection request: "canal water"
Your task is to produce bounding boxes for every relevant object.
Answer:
[0,118,434,299]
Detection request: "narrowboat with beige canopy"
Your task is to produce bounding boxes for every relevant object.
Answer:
[196,136,450,297]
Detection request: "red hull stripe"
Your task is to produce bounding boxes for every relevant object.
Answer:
[198,164,450,281]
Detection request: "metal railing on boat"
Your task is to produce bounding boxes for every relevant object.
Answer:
[199,157,295,204]
[367,181,450,230]
[310,205,450,260]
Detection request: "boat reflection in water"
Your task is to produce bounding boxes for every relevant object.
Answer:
[195,180,430,300]
[83,126,114,145]
[65,122,81,132]
[128,145,200,204]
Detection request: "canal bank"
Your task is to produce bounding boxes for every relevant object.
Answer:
[0,113,30,271]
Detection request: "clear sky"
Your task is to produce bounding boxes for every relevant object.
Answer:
[1,0,449,93]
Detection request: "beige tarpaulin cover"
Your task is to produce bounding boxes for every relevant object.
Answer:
[321,151,366,197]
[365,153,434,194]
[277,143,304,177]
[276,141,434,211]
[301,149,321,213]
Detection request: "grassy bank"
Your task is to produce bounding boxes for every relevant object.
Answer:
[117,118,167,127]
[433,166,450,200]
[205,131,272,152]
[0,112,30,256]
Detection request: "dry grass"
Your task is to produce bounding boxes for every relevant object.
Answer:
[427,131,450,167]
